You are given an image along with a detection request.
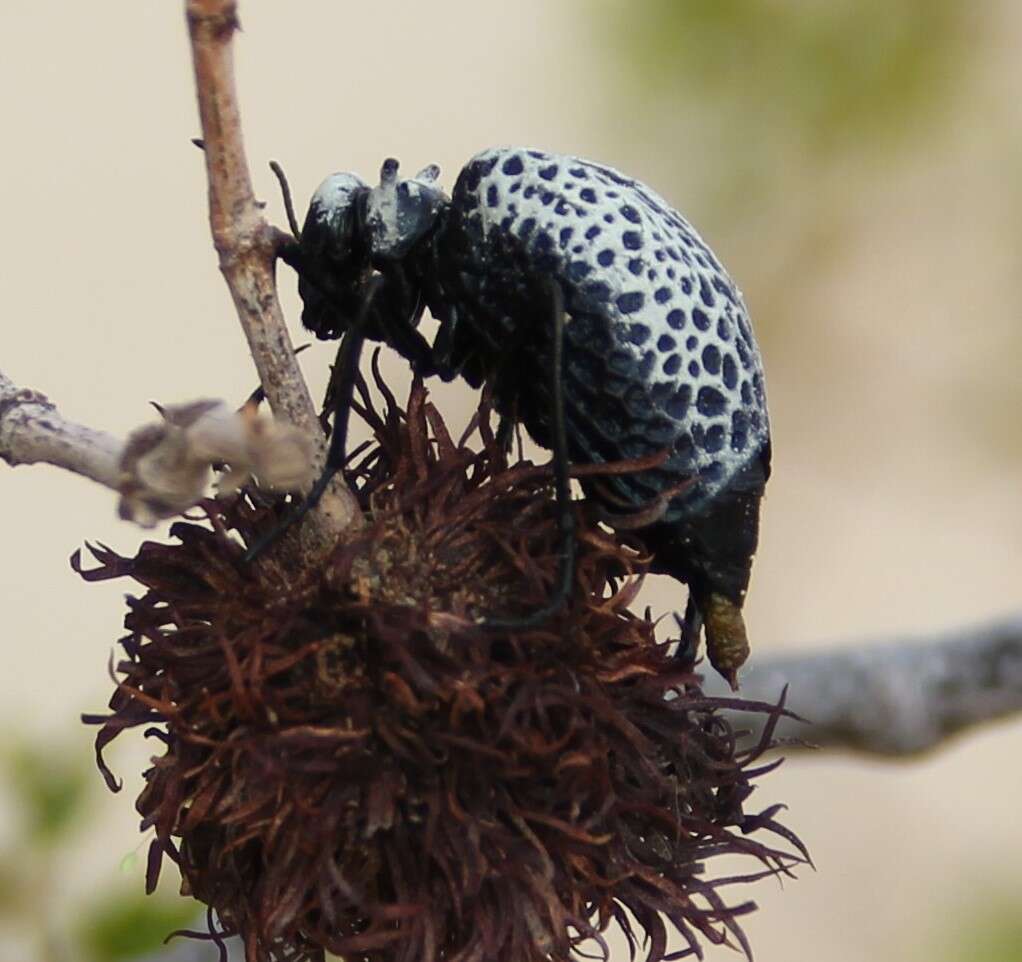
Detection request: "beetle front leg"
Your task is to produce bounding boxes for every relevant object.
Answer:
[244,277,381,561]
[481,277,577,630]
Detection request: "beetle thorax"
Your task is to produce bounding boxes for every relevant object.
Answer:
[364,158,448,262]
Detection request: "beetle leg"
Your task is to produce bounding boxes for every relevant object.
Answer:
[430,304,462,380]
[244,277,382,561]
[372,270,440,375]
[481,277,577,630]
[675,594,704,665]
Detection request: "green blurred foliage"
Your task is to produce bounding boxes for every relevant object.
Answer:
[605,0,969,158]
[595,0,980,357]
[75,891,200,962]
[6,741,91,846]
[937,902,1022,962]
[0,735,198,962]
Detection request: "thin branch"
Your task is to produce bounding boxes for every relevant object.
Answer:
[184,0,359,541]
[0,370,122,488]
[0,369,313,525]
[703,613,1022,756]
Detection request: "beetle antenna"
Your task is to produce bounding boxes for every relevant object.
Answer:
[269,160,302,240]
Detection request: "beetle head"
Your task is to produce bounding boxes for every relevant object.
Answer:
[364,158,447,261]
[295,172,374,339]
[301,172,370,264]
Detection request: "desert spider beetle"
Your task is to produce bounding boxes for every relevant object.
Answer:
[268,147,770,686]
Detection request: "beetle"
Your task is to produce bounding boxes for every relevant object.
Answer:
[273,147,770,685]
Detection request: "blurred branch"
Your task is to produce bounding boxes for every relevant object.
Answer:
[0,369,312,525]
[705,613,1022,756]
[0,370,122,488]
[184,0,358,542]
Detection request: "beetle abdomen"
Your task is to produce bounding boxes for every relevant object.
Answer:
[445,147,769,526]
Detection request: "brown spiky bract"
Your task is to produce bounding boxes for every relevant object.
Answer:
[80,370,806,962]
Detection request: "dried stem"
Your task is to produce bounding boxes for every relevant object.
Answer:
[0,370,314,526]
[0,370,122,488]
[705,613,1022,756]
[184,0,359,542]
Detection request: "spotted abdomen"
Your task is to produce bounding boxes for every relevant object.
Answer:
[446,147,769,537]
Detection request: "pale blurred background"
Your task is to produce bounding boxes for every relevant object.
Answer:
[1,1,1020,960]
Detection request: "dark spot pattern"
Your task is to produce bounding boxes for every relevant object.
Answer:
[567,261,591,281]
[736,339,751,369]
[699,276,715,307]
[626,323,650,345]
[624,385,647,417]
[713,277,736,305]
[703,425,725,453]
[697,387,726,417]
[722,354,738,390]
[501,155,524,175]
[666,386,691,419]
[701,344,721,375]
[673,433,694,456]
[448,146,769,513]
[607,350,632,375]
[704,460,724,481]
[617,291,645,314]
[650,382,674,404]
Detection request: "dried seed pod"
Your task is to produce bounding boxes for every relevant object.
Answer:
[81,380,803,962]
